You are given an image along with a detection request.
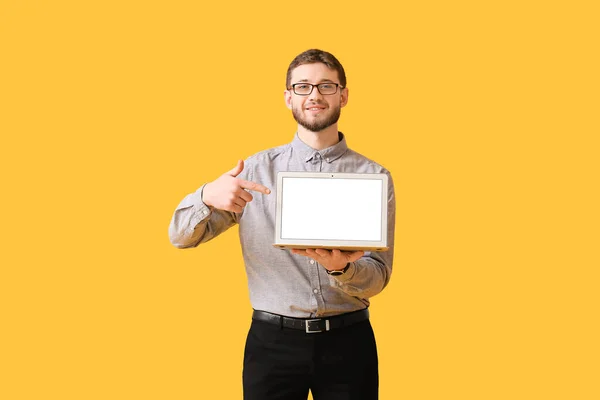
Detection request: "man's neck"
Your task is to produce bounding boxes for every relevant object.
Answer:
[297,124,340,150]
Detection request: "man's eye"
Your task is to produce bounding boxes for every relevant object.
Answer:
[297,84,310,90]
[320,84,334,89]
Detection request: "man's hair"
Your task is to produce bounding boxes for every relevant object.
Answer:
[286,49,347,89]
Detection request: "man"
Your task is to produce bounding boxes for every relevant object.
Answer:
[169,49,395,400]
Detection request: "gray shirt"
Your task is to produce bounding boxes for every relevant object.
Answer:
[169,133,395,318]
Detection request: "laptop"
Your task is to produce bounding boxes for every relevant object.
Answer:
[273,172,389,251]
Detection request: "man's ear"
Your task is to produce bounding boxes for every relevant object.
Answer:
[284,90,293,110]
[340,87,349,108]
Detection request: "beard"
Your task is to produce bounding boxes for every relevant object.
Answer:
[292,104,341,133]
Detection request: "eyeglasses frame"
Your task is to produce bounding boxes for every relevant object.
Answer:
[288,82,345,96]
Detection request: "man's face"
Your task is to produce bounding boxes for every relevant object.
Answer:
[285,63,348,133]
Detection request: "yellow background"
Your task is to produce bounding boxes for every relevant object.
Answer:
[1,0,599,399]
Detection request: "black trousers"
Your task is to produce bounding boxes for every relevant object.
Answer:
[243,316,379,400]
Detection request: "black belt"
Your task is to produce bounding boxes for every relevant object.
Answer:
[252,308,369,333]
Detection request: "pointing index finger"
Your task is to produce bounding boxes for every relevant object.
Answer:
[238,179,271,195]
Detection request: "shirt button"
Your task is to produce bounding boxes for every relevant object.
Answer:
[313,289,318,294]
[310,259,315,265]
[326,158,330,162]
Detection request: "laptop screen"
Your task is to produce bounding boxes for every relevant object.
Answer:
[280,177,383,241]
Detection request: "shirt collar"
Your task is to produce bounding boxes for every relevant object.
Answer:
[291,132,349,164]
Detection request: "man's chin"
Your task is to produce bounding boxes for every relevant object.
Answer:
[299,121,335,133]
[294,115,339,133]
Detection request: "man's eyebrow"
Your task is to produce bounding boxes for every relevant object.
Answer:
[294,79,336,83]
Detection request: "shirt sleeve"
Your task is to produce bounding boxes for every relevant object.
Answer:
[331,170,396,299]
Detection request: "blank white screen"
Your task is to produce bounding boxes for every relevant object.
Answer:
[281,178,382,241]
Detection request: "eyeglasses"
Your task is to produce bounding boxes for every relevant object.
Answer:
[289,82,343,96]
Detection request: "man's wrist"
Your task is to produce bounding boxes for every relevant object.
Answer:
[326,263,350,276]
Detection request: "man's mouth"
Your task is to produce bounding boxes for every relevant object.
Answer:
[306,105,326,112]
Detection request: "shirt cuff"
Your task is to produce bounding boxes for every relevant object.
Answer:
[191,184,212,222]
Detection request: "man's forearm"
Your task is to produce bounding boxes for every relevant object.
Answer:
[168,185,238,248]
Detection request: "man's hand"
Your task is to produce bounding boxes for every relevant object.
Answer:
[202,160,271,213]
[291,248,364,272]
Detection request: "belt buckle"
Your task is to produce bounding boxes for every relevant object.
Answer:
[305,318,330,333]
